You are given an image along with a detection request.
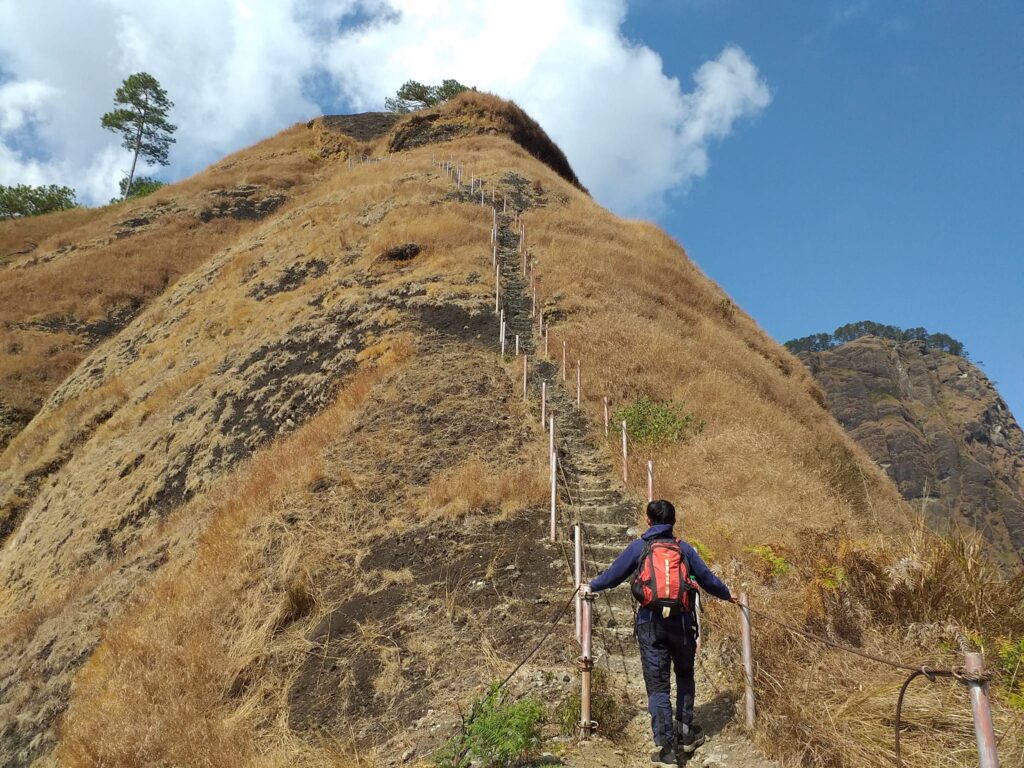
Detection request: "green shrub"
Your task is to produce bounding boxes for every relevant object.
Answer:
[690,538,714,565]
[615,398,702,446]
[745,545,790,577]
[434,684,544,768]
[0,183,77,218]
[996,636,1024,709]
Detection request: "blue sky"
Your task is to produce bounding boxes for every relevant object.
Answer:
[2,0,1020,417]
[622,0,1024,416]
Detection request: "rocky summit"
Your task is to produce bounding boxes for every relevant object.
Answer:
[800,335,1024,566]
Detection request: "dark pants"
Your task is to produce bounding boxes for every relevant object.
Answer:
[637,617,696,746]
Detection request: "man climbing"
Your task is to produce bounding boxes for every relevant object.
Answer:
[585,499,734,766]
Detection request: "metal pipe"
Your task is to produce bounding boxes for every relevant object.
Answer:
[647,460,654,502]
[562,341,567,381]
[964,652,1000,768]
[549,414,556,459]
[541,381,546,425]
[550,450,557,542]
[739,591,756,729]
[621,420,628,484]
[579,592,596,737]
[603,397,609,437]
[515,334,520,356]
[574,525,582,643]
[522,355,528,399]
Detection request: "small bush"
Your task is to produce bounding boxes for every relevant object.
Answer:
[555,668,631,738]
[996,636,1024,709]
[745,544,790,578]
[434,684,544,768]
[690,538,714,565]
[615,398,702,446]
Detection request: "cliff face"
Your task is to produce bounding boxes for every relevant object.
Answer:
[800,336,1024,564]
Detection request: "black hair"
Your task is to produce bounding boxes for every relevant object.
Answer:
[646,499,675,526]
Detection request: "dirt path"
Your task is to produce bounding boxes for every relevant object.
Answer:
[488,180,780,767]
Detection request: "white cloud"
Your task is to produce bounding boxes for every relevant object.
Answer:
[0,0,770,214]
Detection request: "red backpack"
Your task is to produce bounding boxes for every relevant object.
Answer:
[630,539,696,618]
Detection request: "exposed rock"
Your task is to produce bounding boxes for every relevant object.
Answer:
[800,336,1024,564]
[198,185,286,222]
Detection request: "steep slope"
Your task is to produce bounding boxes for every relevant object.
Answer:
[799,336,1024,566]
[1,93,1020,768]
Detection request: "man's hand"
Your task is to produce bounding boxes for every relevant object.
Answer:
[580,583,593,597]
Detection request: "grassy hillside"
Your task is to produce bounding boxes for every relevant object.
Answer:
[0,92,1021,767]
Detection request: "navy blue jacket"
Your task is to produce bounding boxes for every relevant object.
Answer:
[589,523,731,625]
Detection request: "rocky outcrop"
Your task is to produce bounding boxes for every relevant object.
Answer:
[800,336,1024,564]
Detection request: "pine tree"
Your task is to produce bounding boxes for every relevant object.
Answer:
[101,73,176,199]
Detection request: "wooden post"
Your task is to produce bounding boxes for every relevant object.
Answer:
[574,525,583,643]
[647,460,654,502]
[603,397,609,437]
[964,652,1000,768]
[739,592,755,729]
[621,420,628,484]
[523,355,528,399]
[576,360,581,406]
[549,450,557,542]
[579,592,596,737]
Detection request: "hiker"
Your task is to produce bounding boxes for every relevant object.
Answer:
[584,499,734,766]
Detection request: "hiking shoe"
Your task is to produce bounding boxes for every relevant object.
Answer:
[650,743,679,766]
[675,721,705,753]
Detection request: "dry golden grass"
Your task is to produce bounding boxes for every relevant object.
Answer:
[0,98,1017,768]
[0,123,320,448]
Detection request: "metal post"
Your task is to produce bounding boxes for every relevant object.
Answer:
[500,319,506,357]
[647,460,654,502]
[964,652,1000,768]
[549,450,557,542]
[549,415,556,460]
[562,340,567,381]
[739,592,756,729]
[493,244,497,266]
[574,525,583,643]
[544,327,549,357]
[621,420,628,484]
[603,397,609,437]
[532,287,537,317]
[523,354,528,399]
[503,194,506,213]
[515,334,520,356]
[495,264,500,313]
[579,592,596,737]
[541,381,546,426]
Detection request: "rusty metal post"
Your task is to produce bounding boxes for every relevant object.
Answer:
[621,420,628,484]
[964,652,1000,768]
[574,524,583,643]
[647,460,654,502]
[549,449,557,542]
[603,397,609,437]
[739,592,755,729]
[579,591,596,737]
